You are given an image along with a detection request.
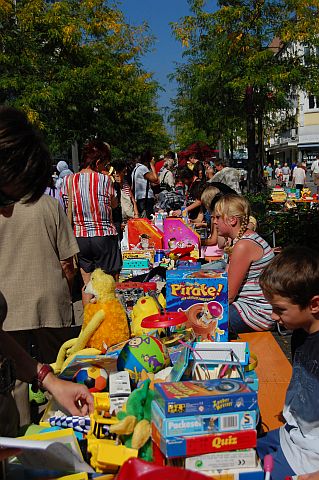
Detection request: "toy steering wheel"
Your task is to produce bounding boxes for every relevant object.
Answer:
[141,311,187,329]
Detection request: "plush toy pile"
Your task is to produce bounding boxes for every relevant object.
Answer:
[83,269,130,350]
[52,269,130,374]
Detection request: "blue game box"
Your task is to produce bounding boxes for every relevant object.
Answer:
[154,379,258,418]
[166,268,228,341]
[151,400,258,437]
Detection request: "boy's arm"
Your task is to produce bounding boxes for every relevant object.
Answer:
[201,219,218,246]
[185,199,202,213]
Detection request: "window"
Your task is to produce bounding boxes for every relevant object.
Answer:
[308,95,319,109]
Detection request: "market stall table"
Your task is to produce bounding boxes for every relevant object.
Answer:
[238,332,292,431]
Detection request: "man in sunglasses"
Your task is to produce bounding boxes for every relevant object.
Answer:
[0,106,93,455]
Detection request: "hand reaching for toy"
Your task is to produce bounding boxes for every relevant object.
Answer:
[43,373,94,416]
[171,209,181,217]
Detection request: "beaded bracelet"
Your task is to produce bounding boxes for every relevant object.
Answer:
[31,364,53,392]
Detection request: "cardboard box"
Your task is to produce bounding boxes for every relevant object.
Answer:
[154,379,257,418]
[151,424,257,458]
[127,219,163,250]
[163,218,200,252]
[166,268,228,341]
[122,249,155,264]
[152,401,258,437]
[185,448,257,471]
[194,464,264,479]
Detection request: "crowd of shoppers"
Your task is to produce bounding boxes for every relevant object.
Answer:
[1,106,319,478]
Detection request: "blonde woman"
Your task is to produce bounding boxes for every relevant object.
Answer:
[213,194,275,334]
[201,183,256,254]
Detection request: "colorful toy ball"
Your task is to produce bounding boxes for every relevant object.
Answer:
[73,366,108,393]
[117,335,170,379]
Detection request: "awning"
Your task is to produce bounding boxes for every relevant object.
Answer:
[298,143,319,148]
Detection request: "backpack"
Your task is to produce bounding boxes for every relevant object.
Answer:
[160,171,173,192]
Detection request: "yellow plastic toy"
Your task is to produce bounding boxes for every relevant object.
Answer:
[88,441,138,473]
[51,311,104,374]
[130,293,166,336]
[301,187,312,199]
[51,269,129,374]
[87,392,137,473]
[82,269,130,350]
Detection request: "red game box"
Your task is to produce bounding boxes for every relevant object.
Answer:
[151,424,257,458]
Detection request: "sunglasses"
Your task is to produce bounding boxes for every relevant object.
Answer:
[0,189,17,208]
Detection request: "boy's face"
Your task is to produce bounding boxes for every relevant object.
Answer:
[267,293,319,333]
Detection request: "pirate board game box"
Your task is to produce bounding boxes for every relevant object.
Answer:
[151,423,257,458]
[151,400,258,437]
[166,268,228,341]
[154,379,257,418]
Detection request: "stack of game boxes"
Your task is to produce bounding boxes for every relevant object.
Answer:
[271,186,287,202]
[151,378,264,479]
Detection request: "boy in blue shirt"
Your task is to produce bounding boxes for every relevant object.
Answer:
[257,246,319,479]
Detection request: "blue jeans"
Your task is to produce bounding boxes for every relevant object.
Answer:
[257,428,296,480]
[229,304,256,334]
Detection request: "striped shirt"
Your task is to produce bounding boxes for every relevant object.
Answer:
[60,171,117,237]
[232,232,275,331]
[122,180,133,197]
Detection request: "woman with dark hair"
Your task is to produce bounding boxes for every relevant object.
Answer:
[172,166,206,221]
[0,106,51,205]
[60,139,121,304]
[0,106,92,447]
[111,159,138,237]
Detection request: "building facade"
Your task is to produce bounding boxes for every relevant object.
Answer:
[267,41,319,167]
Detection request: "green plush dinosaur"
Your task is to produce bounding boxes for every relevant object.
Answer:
[109,379,154,462]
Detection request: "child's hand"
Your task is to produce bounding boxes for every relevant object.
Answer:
[171,209,181,217]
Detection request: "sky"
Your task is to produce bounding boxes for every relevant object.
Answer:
[119,0,194,113]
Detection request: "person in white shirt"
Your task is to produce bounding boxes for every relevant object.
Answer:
[311,156,319,194]
[159,153,175,191]
[292,163,306,190]
[210,159,241,194]
[275,165,283,185]
[131,150,159,218]
[282,163,291,187]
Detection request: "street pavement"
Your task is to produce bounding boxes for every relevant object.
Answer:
[269,169,317,195]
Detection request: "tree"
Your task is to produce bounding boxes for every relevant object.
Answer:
[0,0,170,157]
[171,0,319,191]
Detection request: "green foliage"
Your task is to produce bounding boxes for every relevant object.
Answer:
[246,192,319,249]
[171,0,319,188]
[0,0,170,156]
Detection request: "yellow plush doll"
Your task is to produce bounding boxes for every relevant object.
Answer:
[52,270,130,374]
[82,269,130,350]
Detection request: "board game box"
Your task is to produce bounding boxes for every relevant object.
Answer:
[184,448,257,471]
[151,424,257,458]
[166,268,228,341]
[154,379,257,418]
[151,400,258,437]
